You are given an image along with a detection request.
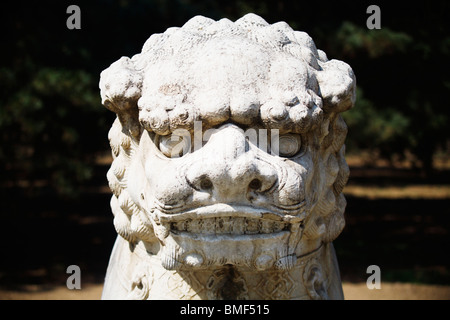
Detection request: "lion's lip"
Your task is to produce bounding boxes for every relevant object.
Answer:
[152,203,305,236]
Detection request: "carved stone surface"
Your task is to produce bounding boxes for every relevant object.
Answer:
[99,13,356,300]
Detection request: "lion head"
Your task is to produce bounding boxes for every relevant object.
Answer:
[100,13,355,273]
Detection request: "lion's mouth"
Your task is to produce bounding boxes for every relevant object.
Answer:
[152,203,306,237]
[149,203,306,271]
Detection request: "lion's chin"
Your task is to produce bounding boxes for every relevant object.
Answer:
[149,203,306,271]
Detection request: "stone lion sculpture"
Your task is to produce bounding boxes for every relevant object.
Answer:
[99,13,355,300]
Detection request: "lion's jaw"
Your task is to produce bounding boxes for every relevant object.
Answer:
[151,204,305,271]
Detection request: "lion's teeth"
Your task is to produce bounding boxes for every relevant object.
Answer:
[274,221,286,232]
[170,217,288,234]
[215,217,231,233]
[245,218,260,234]
[172,220,187,231]
[260,220,272,233]
[202,218,216,233]
[186,219,202,233]
[232,217,245,235]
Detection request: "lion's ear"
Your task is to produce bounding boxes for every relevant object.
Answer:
[99,57,143,138]
[317,59,356,115]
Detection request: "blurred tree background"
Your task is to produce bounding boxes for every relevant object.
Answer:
[1,0,448,195]
[0,0,449,293]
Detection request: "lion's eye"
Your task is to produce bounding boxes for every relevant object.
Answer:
[278,134,302,157]
[158,132,191,158]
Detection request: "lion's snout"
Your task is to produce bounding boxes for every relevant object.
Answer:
[185,125,278,204]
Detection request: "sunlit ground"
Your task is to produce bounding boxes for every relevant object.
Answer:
[1,282,449,300]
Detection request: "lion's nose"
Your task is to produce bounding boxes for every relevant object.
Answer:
[185,124,278,202]
[187,158,277,197]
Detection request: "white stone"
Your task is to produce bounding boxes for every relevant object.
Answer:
[100,13,356,300]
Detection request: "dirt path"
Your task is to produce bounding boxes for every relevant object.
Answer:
[1,282,449,300]
[342,282,450,300]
